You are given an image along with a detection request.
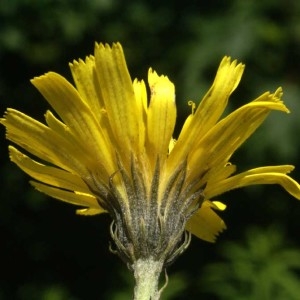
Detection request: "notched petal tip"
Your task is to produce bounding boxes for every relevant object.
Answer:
[148,68,172,85]
[148,68,175,102]
[274,86,283,97]
[217,56,245,92]
[69,58,85,68]
[30,71,60,86]
[30,74,46,83]
[94,41,123,53]
[272,87,290,113]
[0,108,11,122]
[220,55,245,71]
[69,55,95,68]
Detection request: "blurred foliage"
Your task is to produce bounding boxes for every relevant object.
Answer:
[200,226,300,300]
[1,0,300,299]
[15,284,77,300]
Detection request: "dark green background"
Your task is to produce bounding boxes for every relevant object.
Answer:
[1,1,300,299]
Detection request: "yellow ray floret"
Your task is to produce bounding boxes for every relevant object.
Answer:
[206,166,300,199]
[185,200,227,242]
[168,57,245,171]
[94,43,142,156]
[146,68,176,164]
[9,146,90,194]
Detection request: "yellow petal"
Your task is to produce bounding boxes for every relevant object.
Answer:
[206,165,300,200]
[1,109,89,175]
[132,78,147,151]
[133,78,147,117]
[9,146,90,193]
[146,68,176,162]
[31,72,115,174]
[185,201,227,242]
[31,181,102,209]
[188,90,289,181]
[169,57,244,169]
[94,43,141,155]
[192,57,245,134]
[69,55,104,119]
[45,110,113,183]
[208,163,237,182]
[45,110,83,148]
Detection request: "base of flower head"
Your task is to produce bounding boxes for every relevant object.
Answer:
[88,155,205,268]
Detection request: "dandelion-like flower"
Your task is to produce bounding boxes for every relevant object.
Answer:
[2,43,300,299]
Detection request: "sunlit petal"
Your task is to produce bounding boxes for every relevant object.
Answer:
[169,57,244,171]
[94,43,142,157]
[146,68,176,165]
[187,90,289,182]
[69,55,104,119]
[2,109,89,175]
[206,166,300,200]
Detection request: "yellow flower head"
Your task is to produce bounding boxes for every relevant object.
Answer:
[2,43,300,268]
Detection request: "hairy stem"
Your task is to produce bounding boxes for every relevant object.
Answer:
[133,257,164,300]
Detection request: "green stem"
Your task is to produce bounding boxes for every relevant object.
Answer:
[133,257,164,300]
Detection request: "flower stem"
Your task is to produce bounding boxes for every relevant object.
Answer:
[133,257,164,300]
